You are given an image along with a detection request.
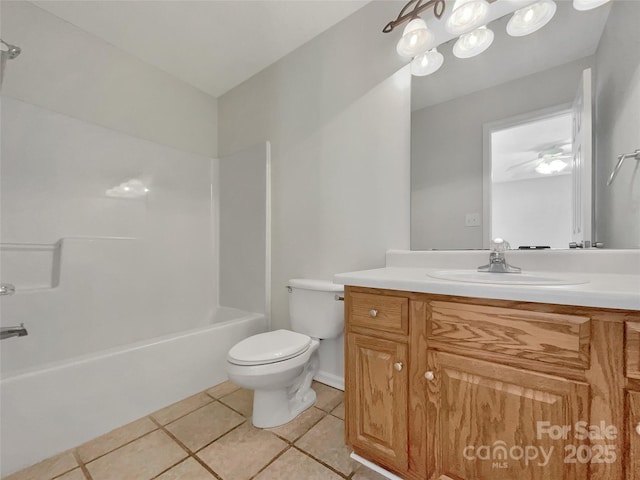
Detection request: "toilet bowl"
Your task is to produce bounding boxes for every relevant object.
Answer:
[226,279,344,428]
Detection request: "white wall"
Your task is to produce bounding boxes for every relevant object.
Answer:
[0,1,218,158]
[492,175,572,249]
[595,1,640,249]
[219,143,269,315]
[218,1,411,333]
[411,56,594,250]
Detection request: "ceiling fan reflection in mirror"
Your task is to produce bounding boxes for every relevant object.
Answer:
[506,143,572,178]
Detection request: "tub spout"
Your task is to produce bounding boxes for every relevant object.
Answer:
[1,324,28,340]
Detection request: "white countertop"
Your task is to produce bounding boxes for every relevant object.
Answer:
[334,266,640,311]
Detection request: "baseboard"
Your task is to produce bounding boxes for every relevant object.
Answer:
[350,453,405,480]
[313,371,344,391]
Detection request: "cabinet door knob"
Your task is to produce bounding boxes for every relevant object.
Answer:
[424,371,435,381]
[394,362,403,371]
[369,309,378,318]
[636,423,640,436]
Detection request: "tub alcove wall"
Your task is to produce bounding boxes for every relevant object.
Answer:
[0,98,270,476]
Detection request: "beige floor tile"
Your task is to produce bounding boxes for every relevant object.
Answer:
[86,430,187,480]
[206,381,240,399]
[218,388,253,417]
[4,450,78,480]
[155,458,215,479]
[312,382,343,412]
[165,401,245,452]
[295,415,356,476]
[330,402,345,420]
[266,407,326,442]
[253,448,342,480]
[197,422,288,480]
[53,469,86,480]
[152,392,214,425]
[351,464,392,480]
[76,417,157,463]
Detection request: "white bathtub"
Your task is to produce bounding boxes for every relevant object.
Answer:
[0,307,266,477]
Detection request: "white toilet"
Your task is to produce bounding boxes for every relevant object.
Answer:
[226,279,344,428]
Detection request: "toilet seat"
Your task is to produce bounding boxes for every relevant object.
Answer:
[227,329,311,366]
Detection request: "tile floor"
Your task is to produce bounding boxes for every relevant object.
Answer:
[6,381,387,480]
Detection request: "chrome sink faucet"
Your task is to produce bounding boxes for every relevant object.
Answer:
[478,238,521,273]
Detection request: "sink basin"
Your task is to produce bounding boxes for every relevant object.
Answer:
[426,269,589,286]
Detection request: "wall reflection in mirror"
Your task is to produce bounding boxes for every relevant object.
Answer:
[410,0,639,250]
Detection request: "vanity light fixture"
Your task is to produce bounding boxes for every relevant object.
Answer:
[396,18,434,57]
[445,0,490,35]
[453,25,494,58]
[573,0,611,11]
[411,48,444,76]
[384,0,606,77]
[507,0,557,37]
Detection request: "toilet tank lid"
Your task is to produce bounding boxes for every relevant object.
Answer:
[288,278,344,292]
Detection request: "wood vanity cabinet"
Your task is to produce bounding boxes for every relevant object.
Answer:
[345,291,410,472]
[344,286,639,480]
[626,322,640,479]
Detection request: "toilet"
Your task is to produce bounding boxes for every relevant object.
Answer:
[226,279,344,428]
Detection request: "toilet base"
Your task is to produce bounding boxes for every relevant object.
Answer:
[252,386,317,428]
[251,346,320,428]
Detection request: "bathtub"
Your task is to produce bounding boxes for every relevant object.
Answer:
[0,307,266,477]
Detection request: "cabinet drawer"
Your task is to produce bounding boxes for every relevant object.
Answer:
[627,322,640,380]
[428,301,590,370]
[348,292,408,335]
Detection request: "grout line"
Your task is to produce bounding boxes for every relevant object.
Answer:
[148,415,223,480]
[192,418,248,455]
[69,449,94,480]
[292,445,351,479]
[205,386,241,401]
[71,423,160,466]
[148,458,194,479]
[270,408,328,445]
[246,445,292,480]
[151,395,216,427]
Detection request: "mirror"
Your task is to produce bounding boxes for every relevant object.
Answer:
[410,0,640,250]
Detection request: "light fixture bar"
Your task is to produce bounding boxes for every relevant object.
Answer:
[383,0,446,33]
[383,0,500,34]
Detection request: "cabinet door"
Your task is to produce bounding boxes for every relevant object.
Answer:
[426,352,590,480]
[629,391,640,480]
[346,333,408,472]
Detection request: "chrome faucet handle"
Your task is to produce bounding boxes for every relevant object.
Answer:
[478,238,521,273]
[490,238,511,253]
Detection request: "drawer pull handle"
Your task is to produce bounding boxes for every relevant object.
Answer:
[369,309,378,318]
[424,371,435,381]
[394,362,403,372]
[636,423,640,436]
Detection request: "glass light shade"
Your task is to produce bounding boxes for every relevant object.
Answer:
[445,0,490,35]
[535,159,568,174]
[411,48,444,76]
[396,18,434,58]
[507,0,557,37]
[453,26,494,58]
[573,0,611,11]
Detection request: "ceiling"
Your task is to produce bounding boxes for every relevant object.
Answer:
[411,0,611,111]
[33,0,370,98]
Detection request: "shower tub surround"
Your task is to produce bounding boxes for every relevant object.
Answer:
[0,99,270,475]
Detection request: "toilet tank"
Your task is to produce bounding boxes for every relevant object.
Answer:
[288,279,344,339]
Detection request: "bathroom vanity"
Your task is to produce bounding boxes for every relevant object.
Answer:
[336,250,640,480]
